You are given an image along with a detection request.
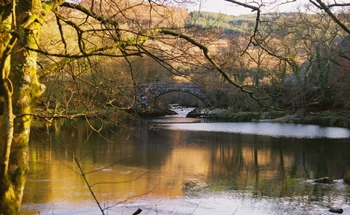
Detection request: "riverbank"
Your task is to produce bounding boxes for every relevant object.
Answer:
[33,106,350,128]
[187,108,350,128]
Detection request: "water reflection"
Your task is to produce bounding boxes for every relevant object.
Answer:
[21,120,350,214]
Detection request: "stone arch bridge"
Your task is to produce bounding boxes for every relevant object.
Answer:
[137,82,211,110]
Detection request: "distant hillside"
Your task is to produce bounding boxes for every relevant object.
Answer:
[185,11,260,34]
[184,11,301,34]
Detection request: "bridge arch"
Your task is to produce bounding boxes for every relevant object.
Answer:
[137,82,211,110]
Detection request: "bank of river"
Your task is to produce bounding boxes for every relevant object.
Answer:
[35,104,350,129]
[187,108,350,128]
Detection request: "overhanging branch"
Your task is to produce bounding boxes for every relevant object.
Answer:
[156,28,284,110]
[224,0,261,54]
[310,0,350,35]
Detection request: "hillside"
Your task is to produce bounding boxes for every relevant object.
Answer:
[185,11,259,34]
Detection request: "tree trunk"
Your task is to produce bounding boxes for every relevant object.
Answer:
[0,0,46,214]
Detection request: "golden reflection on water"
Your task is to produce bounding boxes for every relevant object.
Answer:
[24,136,309,205]
[22,120,350,214]
[27,146,214,201]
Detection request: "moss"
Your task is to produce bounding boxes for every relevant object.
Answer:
[0,176,19,215]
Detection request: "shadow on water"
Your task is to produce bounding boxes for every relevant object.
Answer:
[21,119,350,215]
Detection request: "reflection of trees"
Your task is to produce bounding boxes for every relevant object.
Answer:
[208,133,244,189]
[29,119,175,169]
[206,133,350,198]
[26,121,350,210]
[26,120,176,212]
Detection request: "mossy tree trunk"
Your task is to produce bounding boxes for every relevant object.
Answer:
[0,0,53,213]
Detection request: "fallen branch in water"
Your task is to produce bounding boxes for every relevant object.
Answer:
[133,208,142,215]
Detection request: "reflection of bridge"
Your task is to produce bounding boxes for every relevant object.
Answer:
[137,82,211,110]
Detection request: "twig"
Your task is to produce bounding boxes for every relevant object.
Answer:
[133,208,142,215]
[232,206,239,214]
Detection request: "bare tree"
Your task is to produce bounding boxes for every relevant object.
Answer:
[0,0,191,213]
[220,0,349,109]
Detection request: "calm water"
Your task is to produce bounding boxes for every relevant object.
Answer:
[21,117,350,215]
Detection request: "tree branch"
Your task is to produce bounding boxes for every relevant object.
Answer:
[310,0,350,35]
[224,0,261,54]
[224,0,260,11]
[61,2,121,39]
[157,29,284,110]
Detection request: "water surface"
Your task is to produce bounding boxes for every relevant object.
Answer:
[21,118,350,215]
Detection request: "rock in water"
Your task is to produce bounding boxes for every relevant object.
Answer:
[313,177,333,183]
[329,206,343,214]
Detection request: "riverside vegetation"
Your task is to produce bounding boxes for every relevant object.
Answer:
[36,9,350,127]
[187,108,350,128]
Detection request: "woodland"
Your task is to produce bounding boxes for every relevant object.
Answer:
[0,0,350,214]
[37,3,350,124]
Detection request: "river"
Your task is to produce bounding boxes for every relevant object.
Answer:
[21,108,350,215]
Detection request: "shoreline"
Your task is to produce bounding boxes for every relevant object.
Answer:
[186,108,350,128]
[32,107,350,128]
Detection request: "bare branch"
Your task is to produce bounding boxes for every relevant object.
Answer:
[310,0,350,35]
[224,0,261,53]
[224,0,260,11]
[328,3,350,7]
[157,29,284,110]
[61,2,120,36]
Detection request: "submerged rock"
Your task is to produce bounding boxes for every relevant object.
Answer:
[314,177,333,183]
[183,181,196,189]
[329,206,343,214]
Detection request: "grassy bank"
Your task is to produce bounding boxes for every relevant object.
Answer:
[285,112,350,128]
[188,108,350,128]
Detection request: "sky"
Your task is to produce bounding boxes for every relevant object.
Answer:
[184,0,312,16]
